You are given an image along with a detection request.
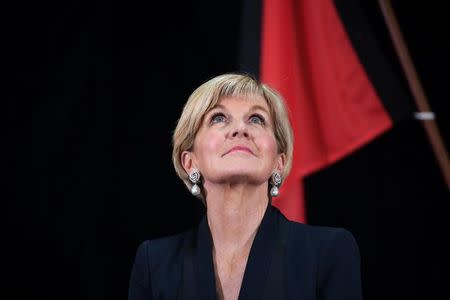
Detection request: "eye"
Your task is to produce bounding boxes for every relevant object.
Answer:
[210,112,227,124]
[249,114,265,125]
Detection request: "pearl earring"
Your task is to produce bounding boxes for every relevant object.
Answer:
[270,172,282,197]
[189,169,201,196]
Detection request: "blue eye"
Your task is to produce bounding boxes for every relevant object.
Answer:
[249,114,265,125]
[211,113,227,124]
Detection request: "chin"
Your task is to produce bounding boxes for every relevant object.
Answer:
[214,170,268,185]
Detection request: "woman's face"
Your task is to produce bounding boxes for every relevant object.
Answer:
[186,95,285,186]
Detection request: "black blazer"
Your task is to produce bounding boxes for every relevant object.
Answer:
[128,205,362,300]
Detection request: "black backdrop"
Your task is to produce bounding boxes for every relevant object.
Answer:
[6,1,449,299]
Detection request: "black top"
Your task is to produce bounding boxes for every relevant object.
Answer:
[128,205,362,300]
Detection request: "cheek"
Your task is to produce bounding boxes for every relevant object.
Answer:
[202,139,220,153]
[194,131,222,155]
[259,134,279,156]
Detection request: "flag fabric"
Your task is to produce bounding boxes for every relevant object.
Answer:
[239,0,413,223]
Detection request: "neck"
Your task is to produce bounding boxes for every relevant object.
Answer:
[205,183,269,255]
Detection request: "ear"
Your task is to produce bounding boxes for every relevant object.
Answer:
[275,153,287,174]
[181,150,196,174]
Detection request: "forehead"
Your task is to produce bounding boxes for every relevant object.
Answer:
[213,94,270,111]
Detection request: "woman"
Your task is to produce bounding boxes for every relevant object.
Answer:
[128,73,363,300]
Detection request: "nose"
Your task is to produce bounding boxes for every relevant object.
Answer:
[231,121,249,138]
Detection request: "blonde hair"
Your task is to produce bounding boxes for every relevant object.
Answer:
[172,73,294,199]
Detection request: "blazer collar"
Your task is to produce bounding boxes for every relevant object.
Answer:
[188,204,281,300]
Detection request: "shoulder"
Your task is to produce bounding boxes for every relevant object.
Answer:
[287,220,359,252]
[284,219,362,298]
[275,209,360,268]
[269,203,359,253]
[288,219,360,268]
[128,230,191,291]
[284,218,360,263]
[269,208,362,298]
[132,230,189,271]
[136,231,188,253]
[128,231,192,299]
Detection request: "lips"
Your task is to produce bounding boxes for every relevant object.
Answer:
[224,146,254,156]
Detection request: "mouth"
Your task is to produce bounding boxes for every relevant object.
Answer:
[224,146,255,156]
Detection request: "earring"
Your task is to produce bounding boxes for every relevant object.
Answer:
[270,172,282,197]
[189,169,201,196]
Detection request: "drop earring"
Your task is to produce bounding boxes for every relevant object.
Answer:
[270,172,282,197]
[189,169,201,196]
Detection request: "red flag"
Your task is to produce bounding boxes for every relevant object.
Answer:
[259,0,398,222]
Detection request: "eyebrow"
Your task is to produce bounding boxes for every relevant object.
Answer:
[208,104,270,115]
[248,105,270,115]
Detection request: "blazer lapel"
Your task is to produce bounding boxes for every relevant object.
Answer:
[185,215,218,300]
[238,205,281,300]
[195,216,219,299]
[182,205,283,300]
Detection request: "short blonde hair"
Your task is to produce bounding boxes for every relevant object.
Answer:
[172,73,294,198]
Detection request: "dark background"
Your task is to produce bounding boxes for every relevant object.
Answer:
[6,1,449,299]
